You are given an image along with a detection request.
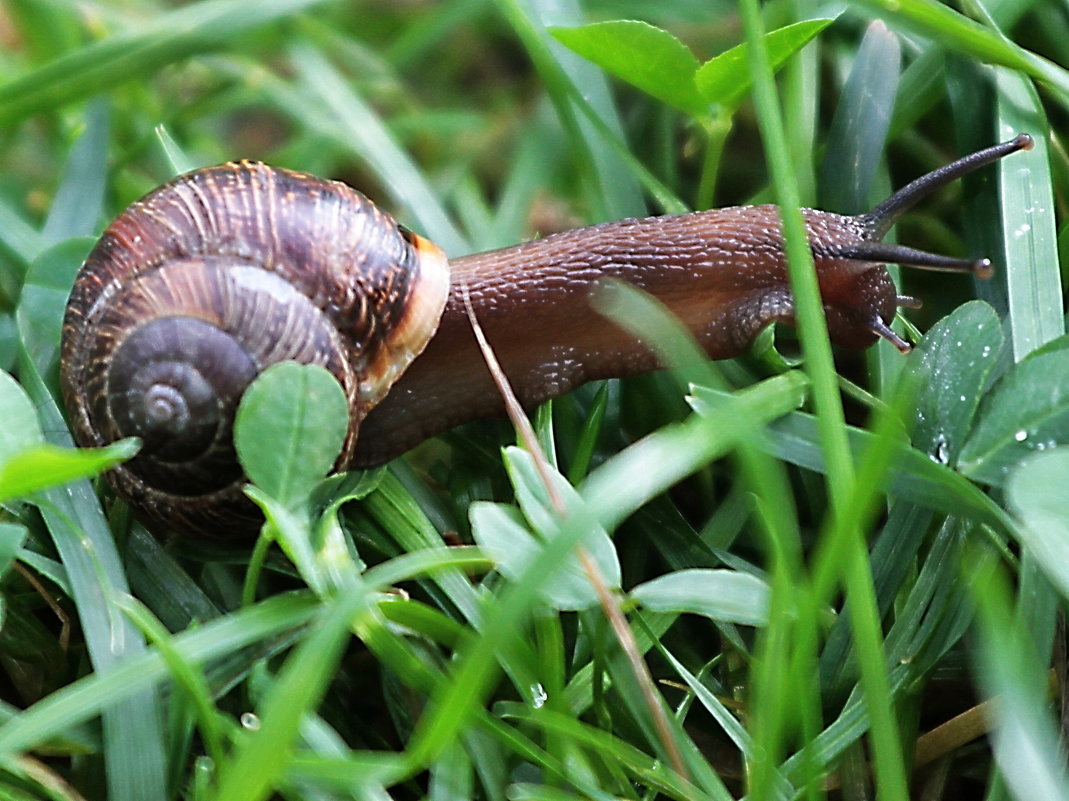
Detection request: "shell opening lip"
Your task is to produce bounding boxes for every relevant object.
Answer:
[360,231,451,407]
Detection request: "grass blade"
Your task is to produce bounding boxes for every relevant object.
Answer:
[0,0,329,126]
[996,72,1062,360]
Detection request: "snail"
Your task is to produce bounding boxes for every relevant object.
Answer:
[60,134,1032,534]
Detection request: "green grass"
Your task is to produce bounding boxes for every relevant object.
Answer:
[0,1,1068,799]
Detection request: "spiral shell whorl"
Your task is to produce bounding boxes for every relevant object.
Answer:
[61,161,450,533]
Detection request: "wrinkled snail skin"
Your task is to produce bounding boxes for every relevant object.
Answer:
[352,206,890,466]
[60,135,1032,533]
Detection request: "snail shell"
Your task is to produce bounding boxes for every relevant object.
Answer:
[60,162,449,531]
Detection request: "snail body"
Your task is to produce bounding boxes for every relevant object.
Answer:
[354,205,894,467]
[60,135,1032,533]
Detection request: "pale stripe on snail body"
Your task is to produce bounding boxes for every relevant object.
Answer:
[60,134,1032,534]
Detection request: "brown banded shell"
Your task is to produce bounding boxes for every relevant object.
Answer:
[60,162,450,533]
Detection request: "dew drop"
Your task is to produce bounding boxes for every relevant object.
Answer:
[1015,429,1028,442]
[931,434,950,465]
[531,684,548,709]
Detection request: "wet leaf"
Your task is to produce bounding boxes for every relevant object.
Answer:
[695,19,833,110]
[550,21,704,116]
[631,569,769,626]
[909,301,1003,466]
[959,344,1069,485]
[1006,449,1069,600]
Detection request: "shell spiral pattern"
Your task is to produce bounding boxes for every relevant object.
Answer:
[60,162,450,533]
